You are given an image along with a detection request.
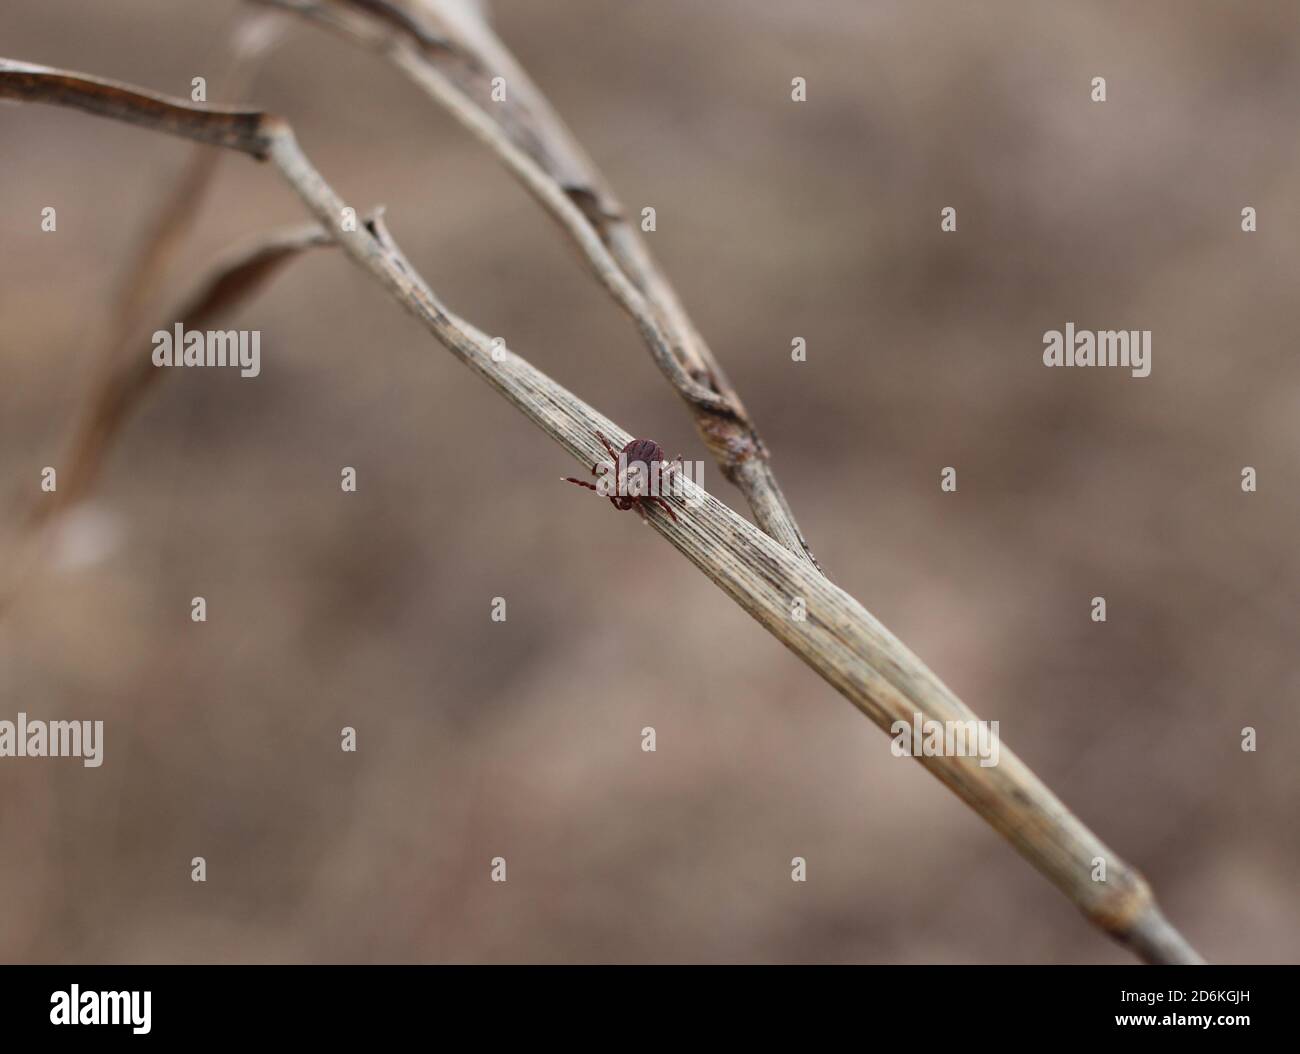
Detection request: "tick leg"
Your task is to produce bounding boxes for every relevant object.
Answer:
[562,477,599,492]
[596,430,621,465]
[595,431,625,497]
[652,496,679,524]
[608,496,621,511]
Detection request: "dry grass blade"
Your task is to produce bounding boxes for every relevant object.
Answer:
[0,223,335,622]
[53,10,292,522]
[0,57,1204,965]
[2,13,291,618]
[106,10,287,336]
[253,0,823,569]
[33,223,335,528]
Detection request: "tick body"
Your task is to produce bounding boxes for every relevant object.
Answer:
[563,431,683,523]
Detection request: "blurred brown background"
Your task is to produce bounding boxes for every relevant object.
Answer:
[1,0,1296,963]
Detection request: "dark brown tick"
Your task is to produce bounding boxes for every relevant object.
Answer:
[563,431,683,523]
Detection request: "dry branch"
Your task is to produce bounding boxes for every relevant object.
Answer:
[251,0,822,569]
[0,57,1204,965]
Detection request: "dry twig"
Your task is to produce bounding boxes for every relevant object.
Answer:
[251,0,822,570]
[0,57,1204,964]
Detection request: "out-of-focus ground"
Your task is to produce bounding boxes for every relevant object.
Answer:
[0,0,1296,963]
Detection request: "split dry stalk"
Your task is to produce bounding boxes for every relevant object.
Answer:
[0,57,1204,964]
[252,0,822,570]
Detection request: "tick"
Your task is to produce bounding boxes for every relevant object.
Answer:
[563,431,683,523]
